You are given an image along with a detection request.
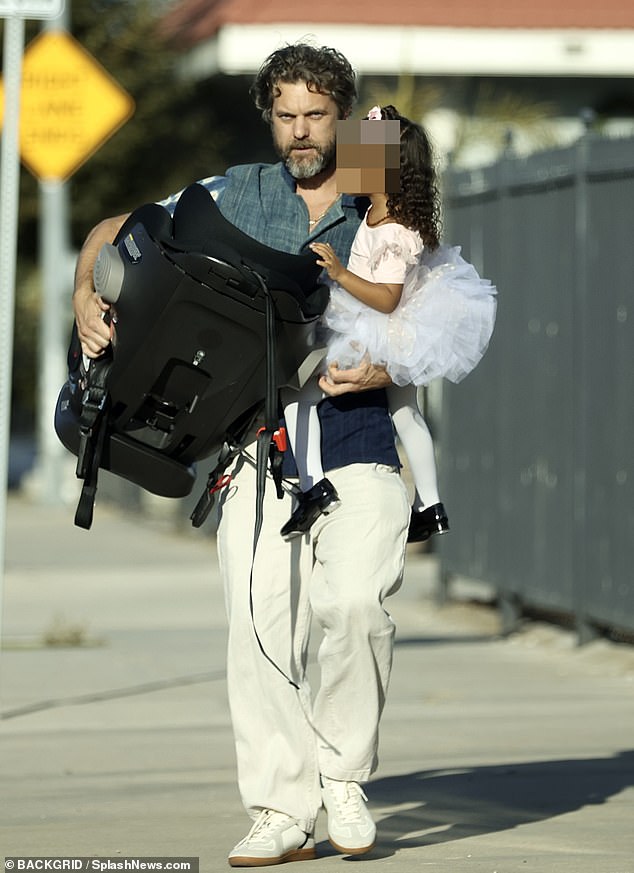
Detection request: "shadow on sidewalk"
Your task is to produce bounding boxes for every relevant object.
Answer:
[323,750,634,860]
[394,634,498,647]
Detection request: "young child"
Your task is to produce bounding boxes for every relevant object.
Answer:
[281,105,497,541]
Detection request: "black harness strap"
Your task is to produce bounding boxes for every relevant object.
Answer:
[74,353,113,530]
[249,275,299,689]
[190,440,240,529]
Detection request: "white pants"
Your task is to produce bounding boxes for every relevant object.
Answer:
[216,448,410,833]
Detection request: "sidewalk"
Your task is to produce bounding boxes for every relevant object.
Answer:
[1,493,633,872]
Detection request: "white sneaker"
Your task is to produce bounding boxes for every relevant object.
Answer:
[228,809,316,867]
[320,776,376,854]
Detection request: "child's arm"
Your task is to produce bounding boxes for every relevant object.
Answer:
[311,242,403,314]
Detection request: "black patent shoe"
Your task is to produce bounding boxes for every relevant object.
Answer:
[407,502,450,543]
[281,478,340,540]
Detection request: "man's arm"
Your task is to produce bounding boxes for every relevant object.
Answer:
[73,213,129,357]
[73,177,226,357]
[319,359,392,396]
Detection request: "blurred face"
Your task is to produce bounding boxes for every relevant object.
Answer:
[271,80,338,180]
[336,118,401,194]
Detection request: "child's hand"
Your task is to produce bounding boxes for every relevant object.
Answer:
[310,242,345,281]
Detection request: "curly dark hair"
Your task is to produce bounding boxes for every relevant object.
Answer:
[250,43,357,123]
[375,105,441,250]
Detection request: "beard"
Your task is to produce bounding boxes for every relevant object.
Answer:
[276,135,336,180]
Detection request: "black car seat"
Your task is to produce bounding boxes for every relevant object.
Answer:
[55,183,327,528]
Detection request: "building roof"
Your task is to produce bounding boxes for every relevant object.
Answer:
[162,0,634,48]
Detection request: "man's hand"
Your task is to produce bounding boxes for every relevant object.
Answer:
[319,358,392,396]
[74,287,112,357]
[72,213,129,357]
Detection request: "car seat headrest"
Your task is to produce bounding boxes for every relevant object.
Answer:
[171,183,323,297]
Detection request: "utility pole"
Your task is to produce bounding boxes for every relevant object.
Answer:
[0,0,66,685]
[34,0,74,505]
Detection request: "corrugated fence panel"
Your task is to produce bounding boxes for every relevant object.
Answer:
[577,140,634,633]
[437,177,502,587]
[438,135,634,639]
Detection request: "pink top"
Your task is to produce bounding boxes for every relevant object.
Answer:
[346,215,423,285]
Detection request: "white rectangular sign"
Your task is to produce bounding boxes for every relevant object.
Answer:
[0,0,63,18]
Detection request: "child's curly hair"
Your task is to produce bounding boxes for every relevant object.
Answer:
[376,105,441,250]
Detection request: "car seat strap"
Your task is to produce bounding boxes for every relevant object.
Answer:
[250,279,299,688]
[74,354,112,530]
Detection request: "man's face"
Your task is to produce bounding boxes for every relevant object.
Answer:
[271,80,339,180]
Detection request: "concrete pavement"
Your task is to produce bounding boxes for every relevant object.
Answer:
[1,493,634,872]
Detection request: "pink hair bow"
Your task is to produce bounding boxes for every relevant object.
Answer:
[367,105,382,120]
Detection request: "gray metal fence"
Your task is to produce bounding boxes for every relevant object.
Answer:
[438,132,634,641]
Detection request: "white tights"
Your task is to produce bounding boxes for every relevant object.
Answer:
[282,381,440,509]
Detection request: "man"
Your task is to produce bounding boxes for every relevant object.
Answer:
[73,43,410,867]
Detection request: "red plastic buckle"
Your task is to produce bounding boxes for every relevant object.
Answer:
[273,426,287,452]
[210,474,232,494]
[256,426,287,452]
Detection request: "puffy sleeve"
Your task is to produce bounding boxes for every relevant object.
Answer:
[367,225,423,283]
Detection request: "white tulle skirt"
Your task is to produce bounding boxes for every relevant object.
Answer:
[324,245,497,387]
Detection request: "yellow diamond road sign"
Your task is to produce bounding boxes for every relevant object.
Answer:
[0,29,134,181]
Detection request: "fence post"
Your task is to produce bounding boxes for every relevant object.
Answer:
[495,129,524,636]
[572,110,598,645]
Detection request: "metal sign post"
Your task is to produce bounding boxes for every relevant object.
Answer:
[1,1,133,659]
[0,0,65,661]
[0,14,26,668]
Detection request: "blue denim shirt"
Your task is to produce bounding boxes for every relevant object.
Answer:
[162,163,400,471]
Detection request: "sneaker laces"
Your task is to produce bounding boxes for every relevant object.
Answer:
[325,779,369,824]
[239,810,292,847]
